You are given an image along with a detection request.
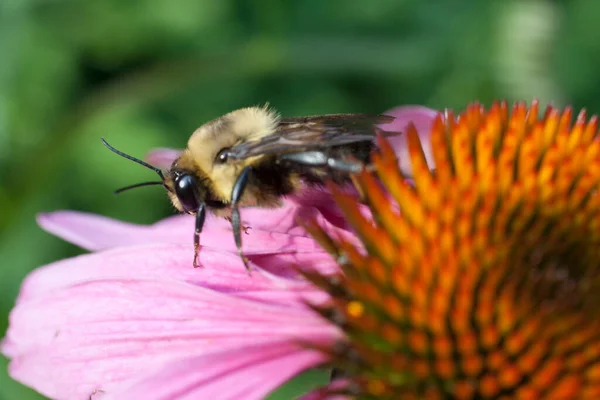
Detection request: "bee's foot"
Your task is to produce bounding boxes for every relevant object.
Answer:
[239,253,252,275]
[193,254,202,268]
[89,389,105,400]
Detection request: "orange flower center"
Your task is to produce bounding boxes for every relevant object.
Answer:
[306,101,600,399]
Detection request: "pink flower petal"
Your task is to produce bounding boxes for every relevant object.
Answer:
[380,105,439,176]
[36,210,343,256]
[3,278,336,400]
[145,148,182,170]
[13,244,315,304]
[106,341,328,400]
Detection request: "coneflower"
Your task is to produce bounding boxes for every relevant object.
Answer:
[304,101,600,399]
[8,101,597,399]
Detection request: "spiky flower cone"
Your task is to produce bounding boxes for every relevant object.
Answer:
[305,101,600,399]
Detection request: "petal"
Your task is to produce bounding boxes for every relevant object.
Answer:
[105,341,328,400]
[379,105,440,176]
[2,278,336,400]
[289,184,362,230]
[12,244,317,303]
[145,148,182,170]
[36,210,342,256]
[35,211,182,252]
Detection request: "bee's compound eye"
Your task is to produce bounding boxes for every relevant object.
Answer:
[215,148,230,164]
[174,173,199,213]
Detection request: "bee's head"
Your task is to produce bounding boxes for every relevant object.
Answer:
[165,168,203,214]
[165,150,229,214]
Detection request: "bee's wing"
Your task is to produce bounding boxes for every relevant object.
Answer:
[225,114,396,160]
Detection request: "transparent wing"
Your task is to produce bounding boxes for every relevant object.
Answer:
[225,114,396,160]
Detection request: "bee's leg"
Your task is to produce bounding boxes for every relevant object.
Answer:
[325,157,364,174]
[319,156,368,201]
[281,151,363,173]
[89,389,105,400]
[330,368,346,381]
[193,203,206,268]
[349,175,367,203]
[231,166,252,273]
[225,217,251,234]
[326,155,375,202]
[282,152,366,200]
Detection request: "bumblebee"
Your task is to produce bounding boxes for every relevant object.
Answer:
[102,105,395,271]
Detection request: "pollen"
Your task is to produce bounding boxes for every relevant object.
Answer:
[306,101,600,398]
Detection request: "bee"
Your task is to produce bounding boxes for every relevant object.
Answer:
[101,105,396,271]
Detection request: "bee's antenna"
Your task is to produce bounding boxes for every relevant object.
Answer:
[114,181,165,195]
[101,138,165,180]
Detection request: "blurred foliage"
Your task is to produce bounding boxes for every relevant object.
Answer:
[0,0,598,398]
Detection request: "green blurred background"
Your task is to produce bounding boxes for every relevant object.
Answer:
[0,0,597,398]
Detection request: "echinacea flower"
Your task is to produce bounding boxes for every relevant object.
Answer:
[1,106,438,400]
[305,101,600,398]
